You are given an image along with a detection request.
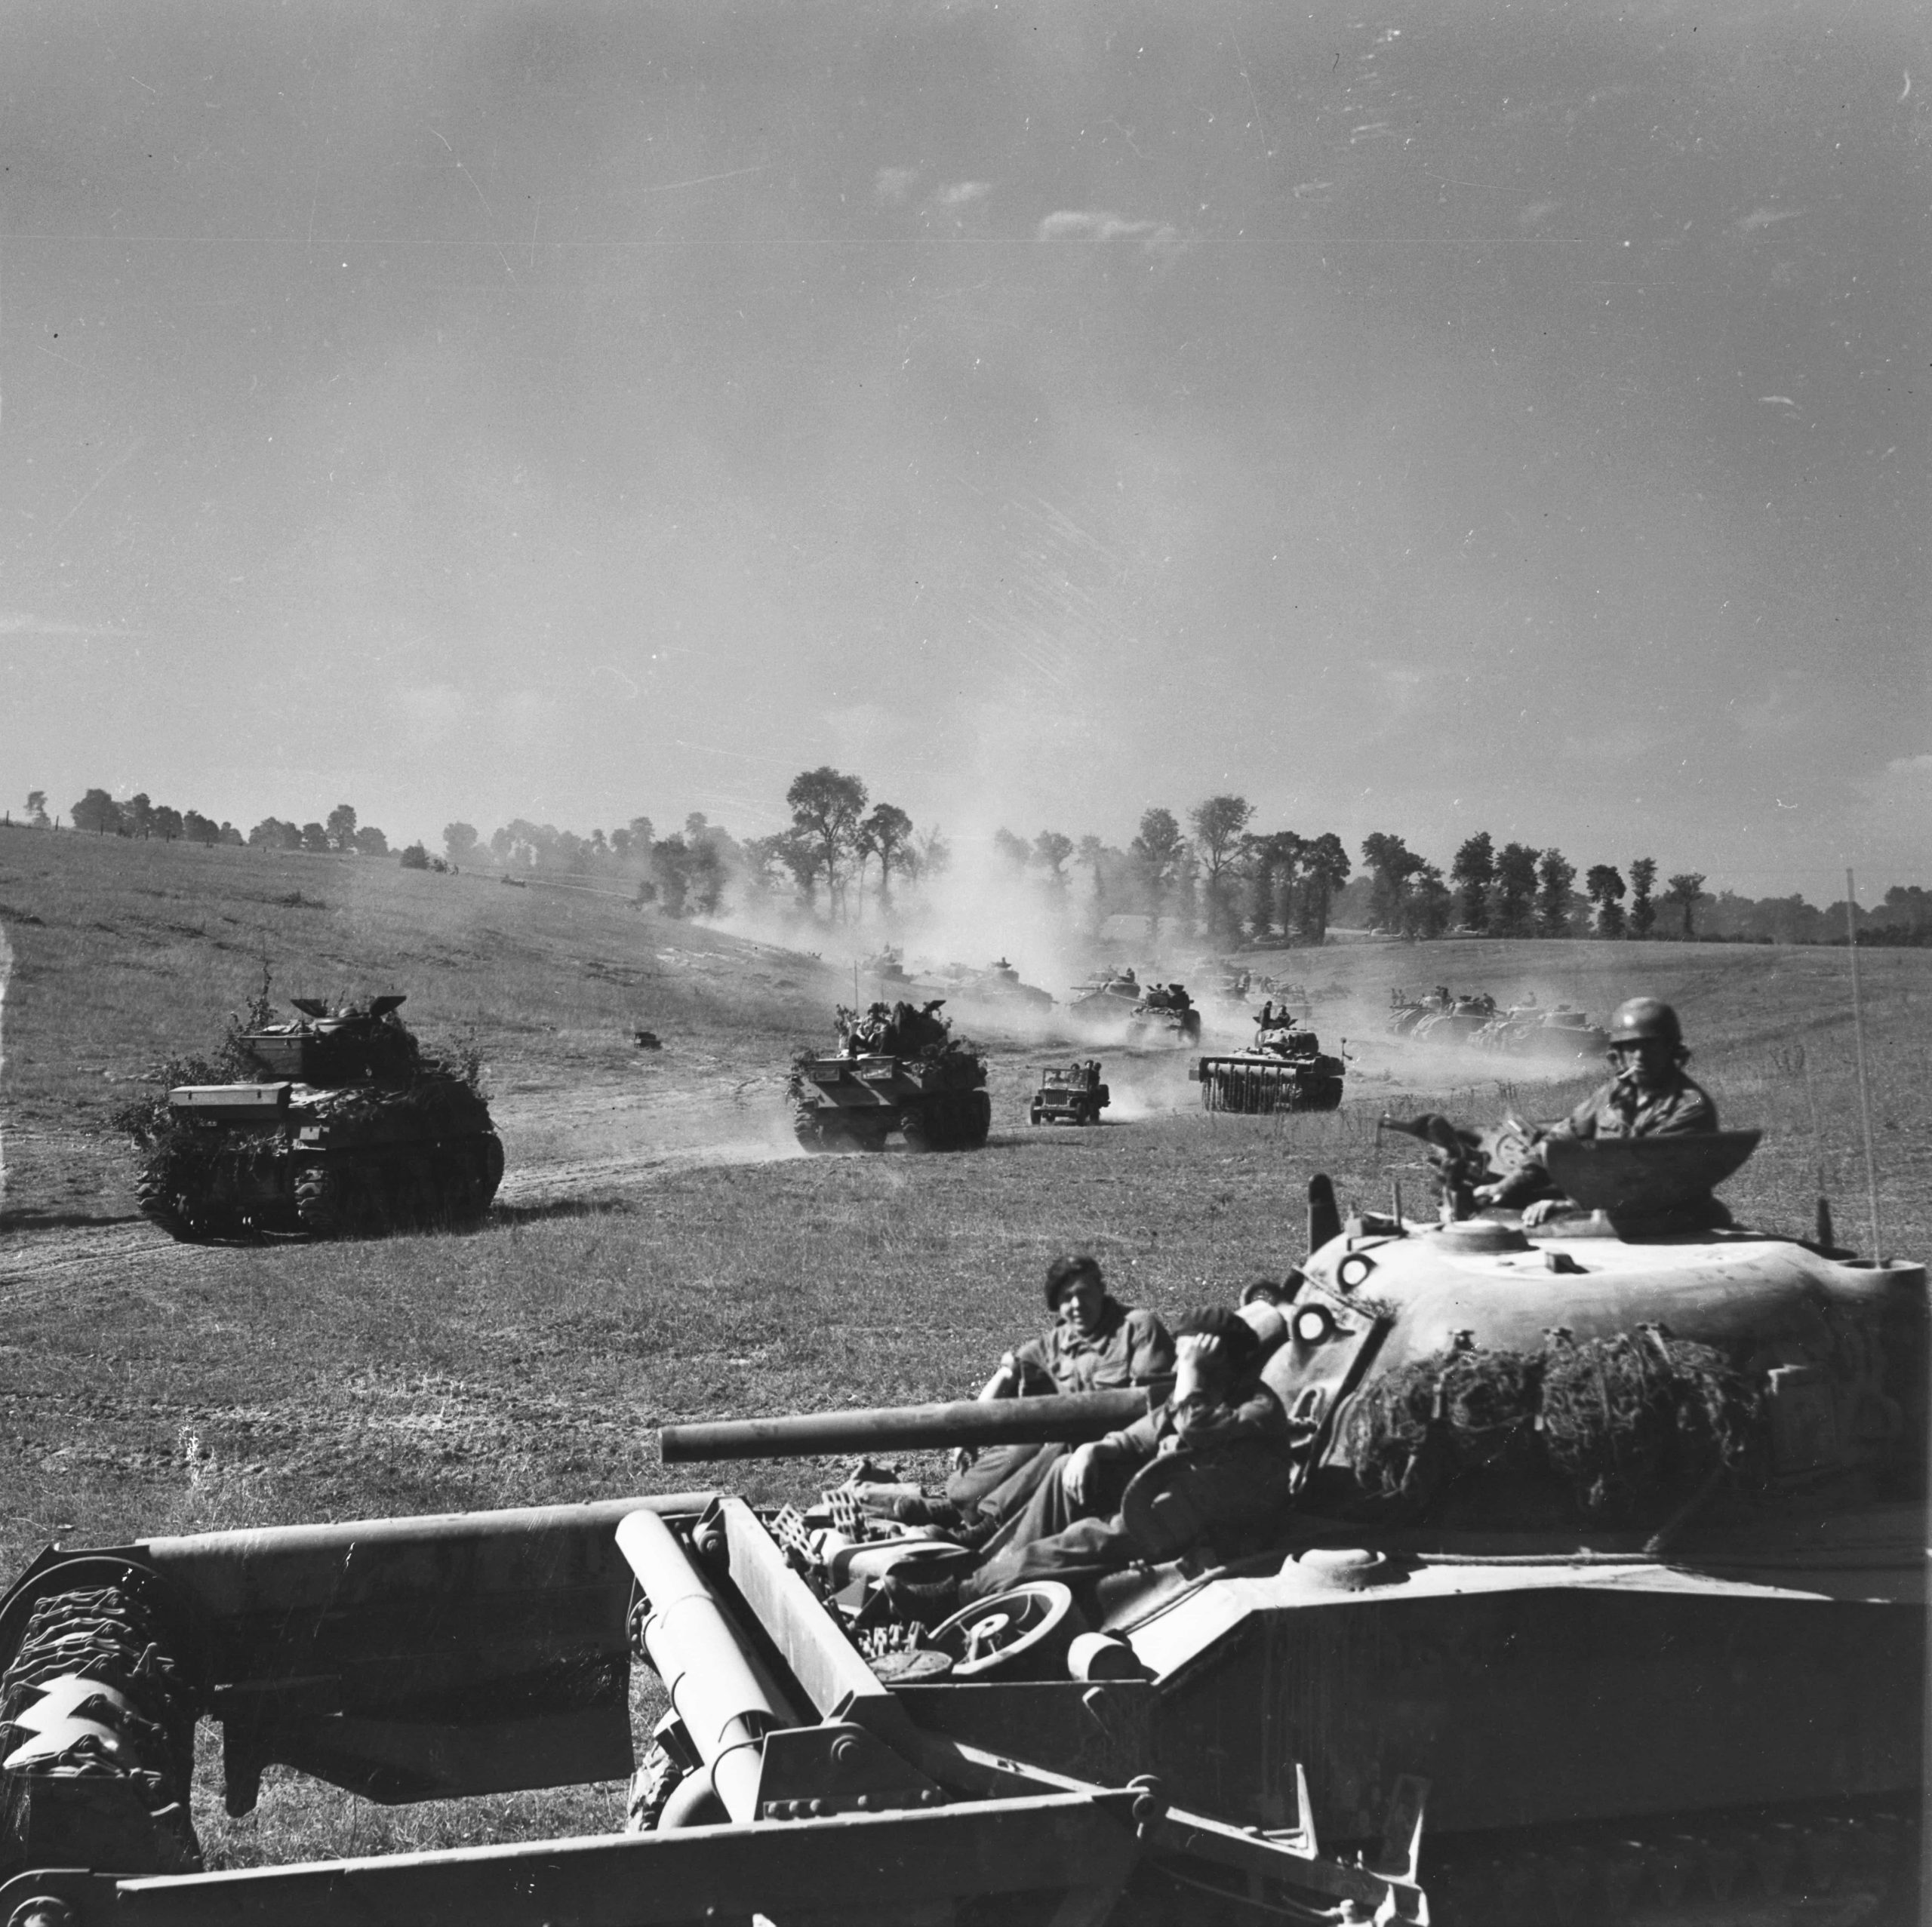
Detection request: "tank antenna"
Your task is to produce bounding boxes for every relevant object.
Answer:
[1844,867,1882,1261]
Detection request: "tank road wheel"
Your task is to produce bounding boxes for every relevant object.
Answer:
[135,1173,199,1243]
[927,1582,1088,1681]
[792,1102,843,1153]
[957,1090,992,1150]
[1309,1077,1344,1111]
[293,1163,346,1237]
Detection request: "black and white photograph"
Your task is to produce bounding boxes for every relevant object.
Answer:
[0,2,1925,1921]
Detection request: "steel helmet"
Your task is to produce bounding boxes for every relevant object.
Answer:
[1607,997,1682,1047]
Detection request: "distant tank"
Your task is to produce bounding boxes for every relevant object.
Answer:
[130,996,503,1240]
[1408,991,1496,1045]
[1190,1007,1345,1111]
[1067,965,1144,1027]
[1475,1000,1611,1061]
[861,945,915,989]
[1125,982,1202,1046]
[1386,986,1434,1037]
[955,957,1055,1010]
[789,1000,990,1152]
[1028,1058,1109,1126]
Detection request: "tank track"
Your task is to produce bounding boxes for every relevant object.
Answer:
[291,1134,503,1237]
[903,1090,992,1152]
[0,1571,203,1879]
[134,1172,199,1242]
[1198,1065,1344,1114]
[1423,1796,1922,1926]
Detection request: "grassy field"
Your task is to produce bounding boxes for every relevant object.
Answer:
[2,822,1927,1864]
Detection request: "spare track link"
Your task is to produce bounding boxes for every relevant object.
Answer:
[1424,1797,1922,1925]
[0,1573,204,1879]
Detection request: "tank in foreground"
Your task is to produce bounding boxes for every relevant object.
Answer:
[0,1496,1424,1927]
[1190,1010,1345,1112]
[128,996,503,1240]
[789,1001,991,1152]
[659,1131,1927,1924]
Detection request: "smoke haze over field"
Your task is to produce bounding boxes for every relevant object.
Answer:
[0,2,1924,895]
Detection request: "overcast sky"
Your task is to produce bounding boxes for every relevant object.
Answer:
[0,0,1924,896]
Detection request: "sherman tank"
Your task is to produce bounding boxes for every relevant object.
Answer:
[654,1130,1926,1925]
[955,957,1056,1011]
[789,1000,991,1152]
[1190,1010,1346,1114]
[1124,985,1202,1047]
[1473,1001,1612,1062]
[129,996,503,1240]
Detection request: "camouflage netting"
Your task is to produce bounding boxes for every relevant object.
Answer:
[115,988,488,1237]
[1340,1323,1761,1523]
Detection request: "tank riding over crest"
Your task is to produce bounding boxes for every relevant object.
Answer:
[126,994,503,1240]
[1190,1003,1346,1112]
[789,1000,991,1152]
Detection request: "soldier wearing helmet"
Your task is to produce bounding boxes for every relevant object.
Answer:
[1476,997,1716,1223]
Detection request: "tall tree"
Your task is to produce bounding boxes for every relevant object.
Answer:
[1361,831,1426,932]
[354,825,390,857]
[1131,807,1186,936]
[1400,863,1455,939]
[860,803,915,908]
[26,790,49,828]
[72,788,122,835]
[152,805,184,842]
[1493,842,1540,937]
[125,793,155,839]
[443,822,479,865]
[1663,871,1708,939]
[1033,830,1074,890]
[1629,857,1659,939]
[1536,849,1578,937]
[1244,831,1301,942]
[1189,794,1254,945]
[1451,832,1495,933]
[327,803,358,853]
[992,828,1032,875]
[785,767,868,917]
[1586,865,1627,938]
[1297,833,1351,943]
[300,821,331,853]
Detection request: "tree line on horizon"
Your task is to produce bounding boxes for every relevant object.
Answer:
[14,781,1928,948]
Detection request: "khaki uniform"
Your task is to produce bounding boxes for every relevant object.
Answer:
[946,1302,1174,1520]
[958,1381,1297,1602]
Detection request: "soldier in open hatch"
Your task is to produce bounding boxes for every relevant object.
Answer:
[1475,996,1718,1225]
[921,1307,1298,1609]
[887,1257,1173,1537]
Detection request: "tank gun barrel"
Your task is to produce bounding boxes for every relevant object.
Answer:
[660,1386,1161,1464]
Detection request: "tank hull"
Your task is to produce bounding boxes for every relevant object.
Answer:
[136,1083,503,1240]
[790,1053,991,1152]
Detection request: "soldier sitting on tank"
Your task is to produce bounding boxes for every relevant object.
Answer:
[891,998,949,1056]
[927,1308,1298,1610]
[884,1256,1174,1536]
[1475,997,1718,1227]
[848,1001,897,1054]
